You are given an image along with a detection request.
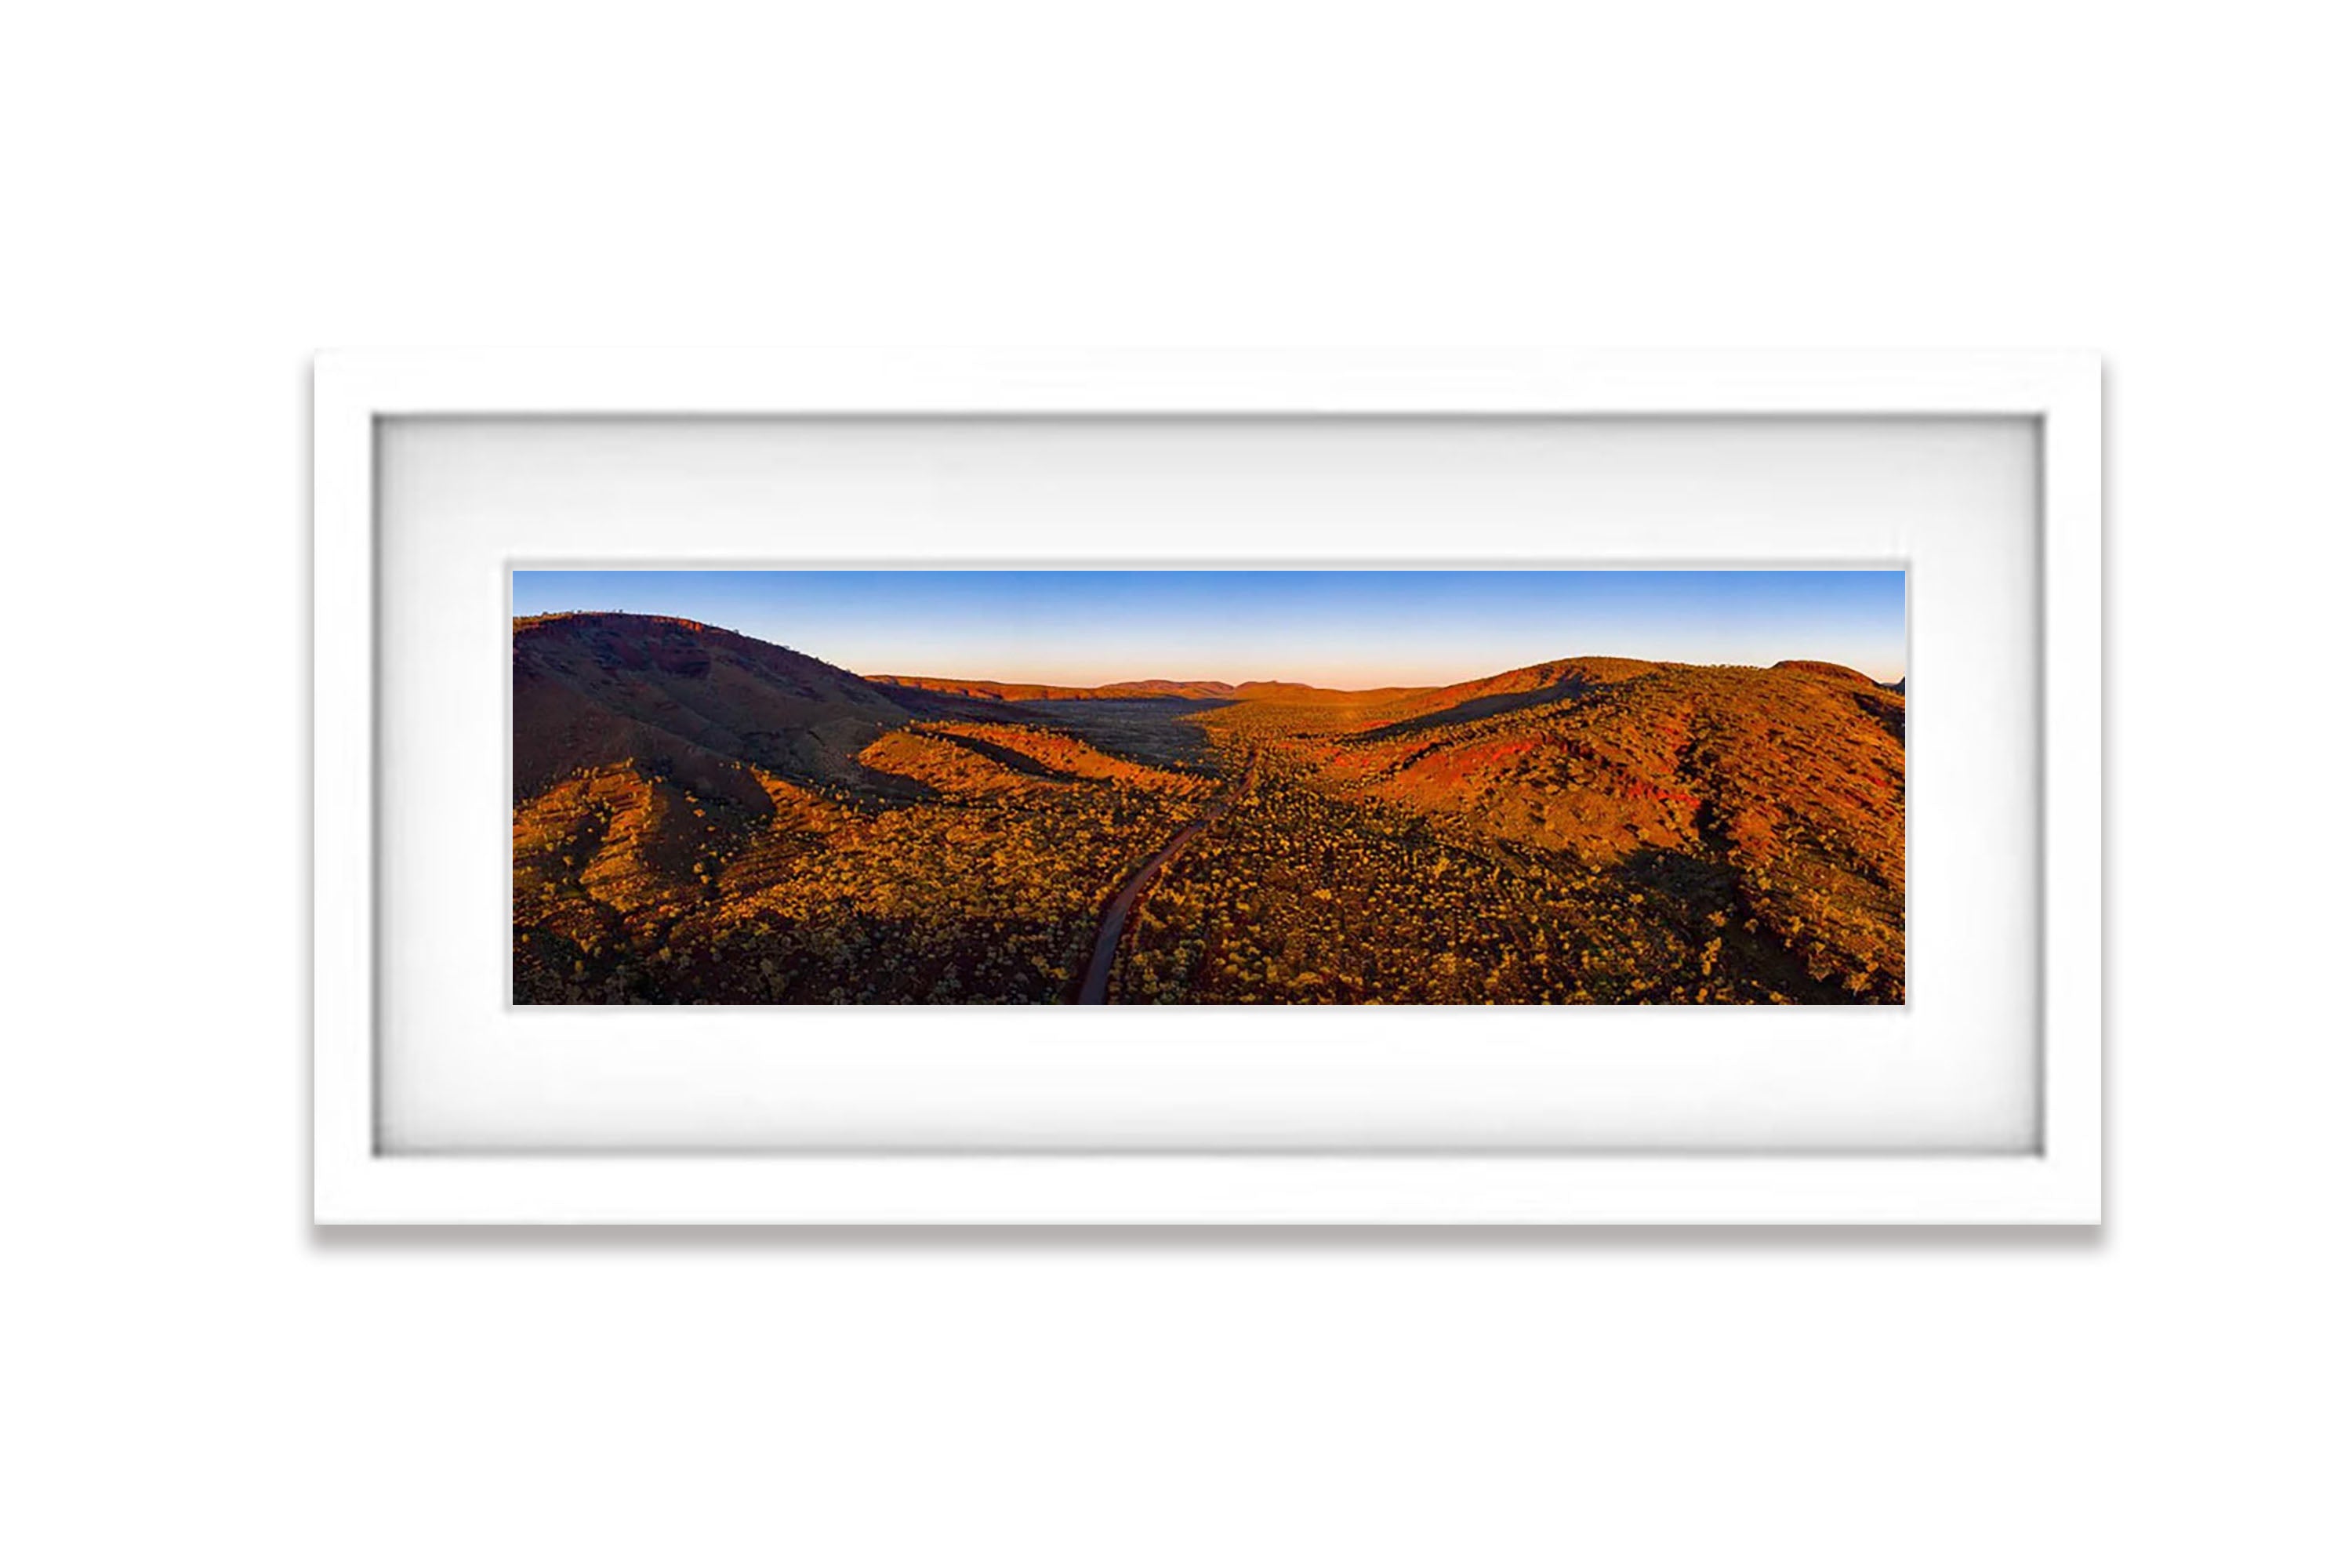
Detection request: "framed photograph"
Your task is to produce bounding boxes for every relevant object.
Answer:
[314,350,2101,1224]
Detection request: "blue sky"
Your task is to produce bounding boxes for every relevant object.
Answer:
[513,569,1906,687]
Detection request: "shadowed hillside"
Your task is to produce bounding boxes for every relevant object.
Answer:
[514,612,916,807]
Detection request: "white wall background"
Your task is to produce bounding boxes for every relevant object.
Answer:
[3,4,2343,1564]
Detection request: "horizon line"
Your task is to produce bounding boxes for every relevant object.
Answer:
[516,609,1905,688]
[863,659,1906,691]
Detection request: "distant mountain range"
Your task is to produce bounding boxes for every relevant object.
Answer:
[866,674,1245,702]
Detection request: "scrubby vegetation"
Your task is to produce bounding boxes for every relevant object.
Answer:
[514,728,1205,1005]
[514,615,1905,1006]
[1117,662,1904,1004]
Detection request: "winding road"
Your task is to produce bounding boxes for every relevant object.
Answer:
[1076,751,1259,1004]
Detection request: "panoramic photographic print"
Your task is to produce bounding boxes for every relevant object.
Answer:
[513,570,1907,1006]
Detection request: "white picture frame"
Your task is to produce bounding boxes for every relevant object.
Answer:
[314,350,2101,1225]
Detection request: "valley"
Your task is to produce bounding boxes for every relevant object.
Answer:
[513,612,1905,1005]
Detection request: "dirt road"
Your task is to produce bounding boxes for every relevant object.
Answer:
[1076,752,1258,1004]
